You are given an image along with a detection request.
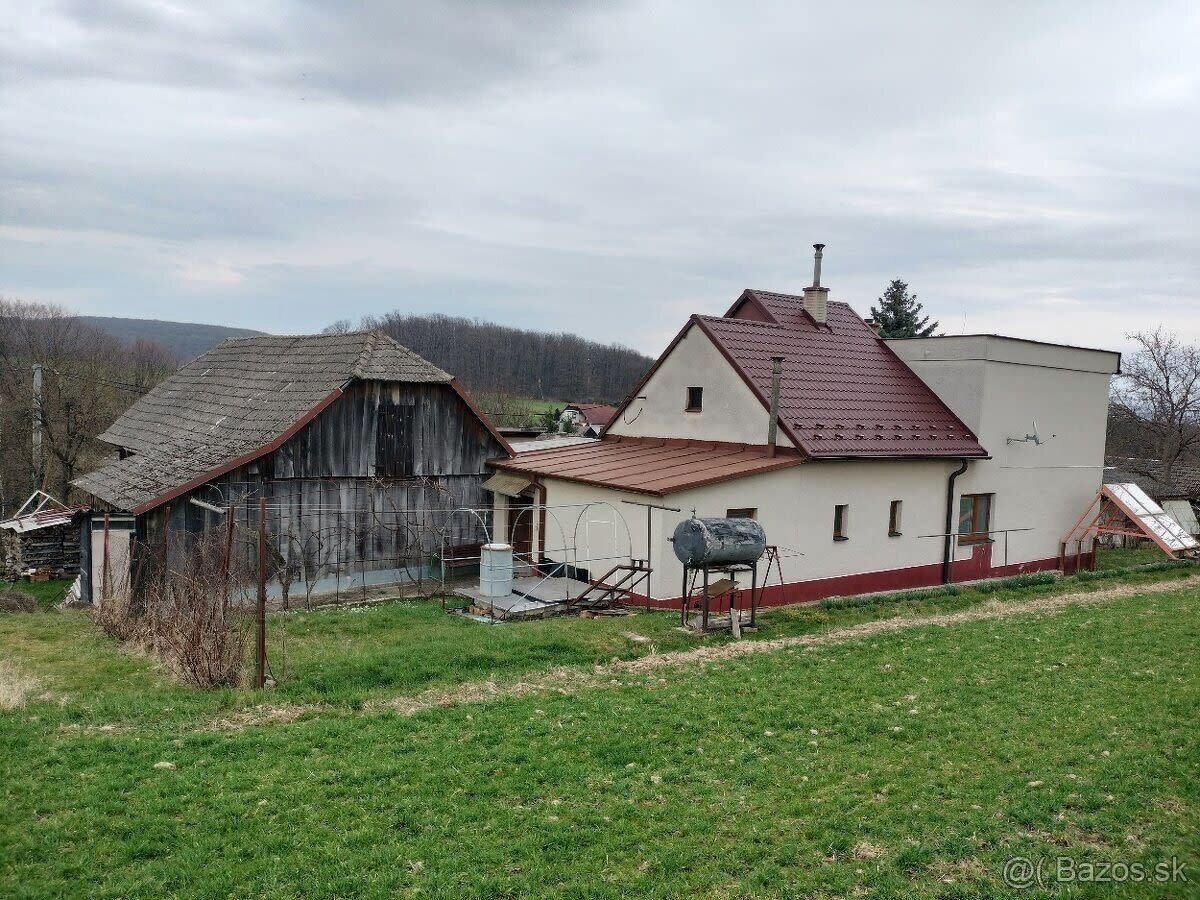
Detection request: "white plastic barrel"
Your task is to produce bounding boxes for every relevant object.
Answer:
[479,542,514,598]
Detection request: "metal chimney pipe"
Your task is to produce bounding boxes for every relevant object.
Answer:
[812,243,825,288]
[767,355,784,455]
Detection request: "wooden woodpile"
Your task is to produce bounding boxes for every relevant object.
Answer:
[2,521,80,580]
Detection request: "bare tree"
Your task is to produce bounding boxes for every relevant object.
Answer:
[0,297,174,511]
[1111,328,1200,484]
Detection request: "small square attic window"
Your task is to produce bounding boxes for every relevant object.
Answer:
[686,386,703,412]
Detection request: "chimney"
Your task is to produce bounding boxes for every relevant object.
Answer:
[767,355,784,455]
[802,243,830,324]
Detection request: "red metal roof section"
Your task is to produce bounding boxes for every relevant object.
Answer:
[567,403,618,427]
[699,290,987,458]
[491,435,804,496]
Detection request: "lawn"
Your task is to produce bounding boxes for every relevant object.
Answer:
[1,558,1197,897]
[1095,543,1173,570]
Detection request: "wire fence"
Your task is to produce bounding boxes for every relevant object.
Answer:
[88,478,683,687]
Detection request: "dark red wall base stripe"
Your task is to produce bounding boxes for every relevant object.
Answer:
[627,554,1074,613]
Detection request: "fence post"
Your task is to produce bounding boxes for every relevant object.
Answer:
[256,496,266,689]
[221,504,234,612]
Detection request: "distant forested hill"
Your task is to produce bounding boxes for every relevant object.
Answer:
[80,316,263,362]
[364,313,652,403]
[82,312,652,403]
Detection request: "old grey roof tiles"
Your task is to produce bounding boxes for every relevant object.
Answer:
[75,331,451,512]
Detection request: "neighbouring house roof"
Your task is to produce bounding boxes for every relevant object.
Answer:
[604,289,987,459]
[564,403,618,428]
[74,330,510,514]
[491,435,805,496]
[1103,457,1200,501]
[1163,499,1200,536]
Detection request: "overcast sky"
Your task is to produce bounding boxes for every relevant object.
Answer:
[2,0,1197,355]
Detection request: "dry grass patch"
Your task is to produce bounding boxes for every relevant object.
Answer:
[208,703,312,730]
[0,659,41,710]
[852,841,886,860]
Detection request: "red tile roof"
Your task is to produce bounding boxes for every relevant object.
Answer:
[491,435,804,496]
[612,289,985,459]
[566,403,617,427]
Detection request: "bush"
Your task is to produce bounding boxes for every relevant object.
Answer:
[0,587,38,613]
[94,530,254,689]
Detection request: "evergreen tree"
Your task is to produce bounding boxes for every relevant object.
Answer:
[869,279,938,338]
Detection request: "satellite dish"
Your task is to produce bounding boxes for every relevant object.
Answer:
[1007,420,1056,446]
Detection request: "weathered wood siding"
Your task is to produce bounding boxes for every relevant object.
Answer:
[273,381,501,479]
[137,380,506,587]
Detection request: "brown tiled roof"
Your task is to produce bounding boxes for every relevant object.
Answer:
[491,435,804,495]
[604,289,986,459]
[74,331,504,513]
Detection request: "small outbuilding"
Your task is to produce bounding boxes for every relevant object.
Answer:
[1,491,86,580]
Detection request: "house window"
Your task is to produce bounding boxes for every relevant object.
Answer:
[726,508,757,519]
[686,386,703,412]
[889,500,903,536]
[833,504,849,541]
[958,493,993,544]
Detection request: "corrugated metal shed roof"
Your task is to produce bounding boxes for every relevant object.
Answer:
[1,491,86,533]
[491,435,804,496]
[73,330,499,514]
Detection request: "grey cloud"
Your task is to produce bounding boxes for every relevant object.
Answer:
[1,0,1197,353]
[6,0,609,102]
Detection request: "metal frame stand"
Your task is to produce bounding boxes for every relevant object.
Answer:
[680,561,759,632]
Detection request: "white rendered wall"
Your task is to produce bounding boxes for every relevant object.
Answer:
[890,336,1119,566]
[608,322,793,447]
[523,458,956,600]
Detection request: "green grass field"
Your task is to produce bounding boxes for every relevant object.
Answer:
[1,556,1197,897]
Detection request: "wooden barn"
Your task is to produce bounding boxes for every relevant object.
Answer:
[73,330,511,604]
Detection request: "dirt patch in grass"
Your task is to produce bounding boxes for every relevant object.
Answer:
[208,703,312,730]
[0,659,41,710]
[852,841,886,860]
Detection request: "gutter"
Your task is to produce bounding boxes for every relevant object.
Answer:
[942,459,969,584]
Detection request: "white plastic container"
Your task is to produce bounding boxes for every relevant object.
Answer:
[479,542,515,598]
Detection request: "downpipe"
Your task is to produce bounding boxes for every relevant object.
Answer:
[942,459,969,584]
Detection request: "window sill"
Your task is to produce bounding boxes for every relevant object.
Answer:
[888,531,902,538]
[833,535,849,542]
[957,536,994,546]
[684,408,702,414]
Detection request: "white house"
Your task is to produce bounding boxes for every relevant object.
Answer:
[487,248,1121,607]
[558,404,617,438]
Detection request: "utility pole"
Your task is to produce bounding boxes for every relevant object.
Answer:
[31,363,44,491]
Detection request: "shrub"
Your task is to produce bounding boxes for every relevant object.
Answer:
[0,587,38,613]
[94,530,254,689]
